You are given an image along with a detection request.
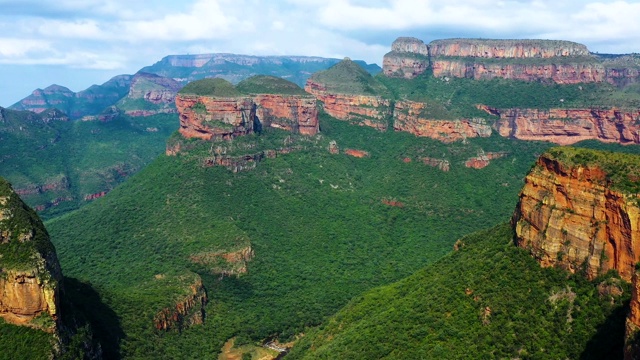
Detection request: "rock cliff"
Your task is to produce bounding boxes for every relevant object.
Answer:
[480,105,640,145]
[116,72,182,116]
[0,178,62,331]
[626,270,640,359]
[305,59,392,130]
[393,100,492,142]
[153,275,207,332]
[382,37,639,85]
[382,37,430,79]
[513,148,640,281]
[176,77,318,142]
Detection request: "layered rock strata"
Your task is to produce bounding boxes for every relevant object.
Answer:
[305,81,391,130]
[382,37,430,79]
[0,178,62,331]
[626,271,640,360]
[513,150,640,281]
[393,100,491,142]
[153,276,208,332]
[480,105,640,145]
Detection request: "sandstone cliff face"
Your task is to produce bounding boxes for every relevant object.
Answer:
[464,152,509,169]
[305,80,391,130]
[513,152,640,281]
[431,60,605,84]
[176,93,318,141]
[254,94,318,135]
[118,73,181,116]
[480,105,640,145]
[176,94,255,140]
[383,37,430,79]
[0,178,62,331]
[154,275,207,332]
[393,100,492,142]
[429,39,590,58]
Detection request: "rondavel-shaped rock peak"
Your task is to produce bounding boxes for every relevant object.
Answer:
[0,177,62,331]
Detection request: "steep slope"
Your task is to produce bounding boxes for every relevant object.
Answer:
[305,58,392,130]
[0,178,62,330]
[0,106,177,219]
[115,72,182,116]
[288,224,628,359]
[46,114,553,358]
[140,53,381,88]
[513,147,640,281]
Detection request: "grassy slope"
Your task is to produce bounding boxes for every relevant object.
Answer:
[308,60,390,96]
[236,75,309,95]
[46,114,553,358]
[0,319,53,360]
[288,224,629,360]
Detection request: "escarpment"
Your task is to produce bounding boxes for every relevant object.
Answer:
[480,105,640,145]
[175,77,318,142]
[382,37,640,85]
[153,275,208,332]
[0,178,62,331]
[513,148,640,281]
[393,100,492,142]
[305,58,392,130]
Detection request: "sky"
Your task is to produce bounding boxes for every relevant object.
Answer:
[1,0,639,107]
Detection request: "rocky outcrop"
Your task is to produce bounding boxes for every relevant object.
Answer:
[421,157,450,172]
[305,80,391,130]
[14,177,70,197]
[429,39,590,58]
[153,275,207,332]
[382,37,430,79]
[117,73,181,116]
[189,246,254,276]
[480,105,640,145]
[0,178,62,331]
[464,152,509,169]
[254,94,318,135]
[344,149,369,158]
[513,149,640,281]
[176,94,255,140]
[393,100,492,142]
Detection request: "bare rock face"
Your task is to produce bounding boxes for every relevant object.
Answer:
[464,152,509,169]
[254,94,319,135]
[383,37,430,79]
[153,275,207,332]
[421,157,450,172]
[0,178,62,331]
[479,105,640,145]
[305,80,391,130]
[626,270,640,359]
[513,149,640,281]
[393,100,491,142]
[428,39,590,58]
[176,94,256,140]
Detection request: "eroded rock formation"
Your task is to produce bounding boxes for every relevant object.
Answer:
[464,152,509,169]
[305,80,391,130]
[480,105,640,145]
[393,100,492,142]
[153,275,208,332]
[513,149,640,281]
[382,37,430,79]
[421,157,450,172]
[0,178,62,331]
[626,271,640,359]
[254,94,318,135]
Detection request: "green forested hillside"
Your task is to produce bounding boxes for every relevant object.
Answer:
[46,114,553,358]
[287,224,629,359]
[0,107,176,219]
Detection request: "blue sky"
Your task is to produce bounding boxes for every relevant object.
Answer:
[1,0,639,107]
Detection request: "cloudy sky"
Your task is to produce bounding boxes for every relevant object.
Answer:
[1,0,639,106]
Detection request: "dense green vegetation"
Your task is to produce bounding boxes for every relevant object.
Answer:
[46,113,554,358]
[308,59,391,96]
[0,319,54,360]
[288,224,629,359]
[178,78,242,97]
[236,75,309,95]
[0,108,177,219]
[543,147,640,194]
[378,70,640,120]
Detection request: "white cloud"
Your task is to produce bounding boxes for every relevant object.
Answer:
[0,38,51,57]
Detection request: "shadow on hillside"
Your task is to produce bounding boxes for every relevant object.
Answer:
[580,301,629,360]
[63,277,125,359]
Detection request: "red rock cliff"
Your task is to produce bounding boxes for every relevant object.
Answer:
[513,151,640,281]
[176,94,256,140]
[153,275,208,332]
[254,94,318,135]
[0,179,62,331]
[393,100,492,142]
[626,271,640,359]
[383,37,430,79]
[305,80,391,130]
[480,105,640,145]
[428,39,590,58]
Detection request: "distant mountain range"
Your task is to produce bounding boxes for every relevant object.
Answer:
[9,54,381,120]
